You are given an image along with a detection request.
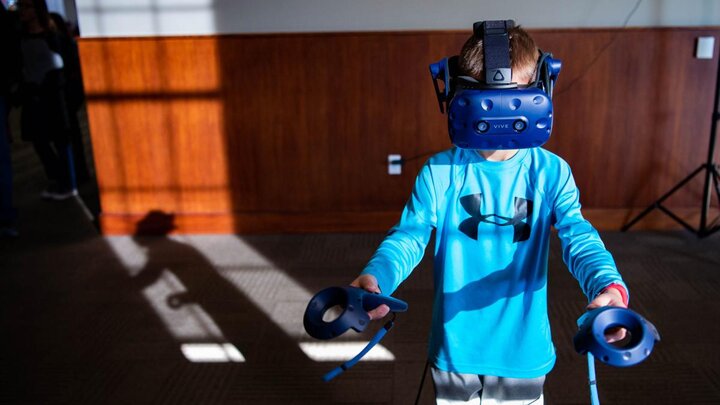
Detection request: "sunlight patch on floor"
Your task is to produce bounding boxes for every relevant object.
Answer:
[299,342,395,362]
[181,343,245,363]
[106,234,396,364]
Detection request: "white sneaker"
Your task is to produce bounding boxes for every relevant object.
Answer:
[41,187,78,201]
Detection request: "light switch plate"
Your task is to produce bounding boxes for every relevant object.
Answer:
[388,154,402,175]
[696,36,715,59]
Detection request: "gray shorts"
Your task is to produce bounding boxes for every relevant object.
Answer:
[431,366,545,405]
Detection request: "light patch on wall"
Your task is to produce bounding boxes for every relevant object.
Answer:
[79,0,212,8]
[77,0,720,38]
[299,342,395,362]
[181,343,245,363]
[155,10,215,36]
[77,0,216,37]
[156,0,213,6]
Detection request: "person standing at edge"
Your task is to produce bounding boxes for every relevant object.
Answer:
[16,0,76,201]
[1,1,21,237]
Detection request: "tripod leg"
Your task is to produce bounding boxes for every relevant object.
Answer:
[701,162,717,230]
[704,165,720,236]
[713,164,720,205]
[622,164,705,231]
[695,164,720,237]
[622,203,661,232]
[658,205,697,233]
[414,361,430,405]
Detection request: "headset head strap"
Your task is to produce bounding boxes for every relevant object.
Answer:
[475,20,515,86]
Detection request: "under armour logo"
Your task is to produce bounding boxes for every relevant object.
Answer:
[492,70,505,82]
[458,193,533,243]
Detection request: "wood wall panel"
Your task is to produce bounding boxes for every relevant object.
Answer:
[78,28,720,234]
[534,28,720,210]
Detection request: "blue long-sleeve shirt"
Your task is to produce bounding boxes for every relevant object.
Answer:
[361,147,627,378]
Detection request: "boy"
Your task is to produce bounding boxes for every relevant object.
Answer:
[351,24,628,405]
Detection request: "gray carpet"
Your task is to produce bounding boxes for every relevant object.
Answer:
[2,143,720,404]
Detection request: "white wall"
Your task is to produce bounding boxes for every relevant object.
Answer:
[76,0,720,38]
[46,0,66,16]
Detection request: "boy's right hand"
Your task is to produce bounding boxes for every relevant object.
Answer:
[350,274,391,320]
[587,287,628,343]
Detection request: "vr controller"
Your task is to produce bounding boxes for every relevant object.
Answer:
[303,286,408,381]
[574,306,660,367]
[429,20,562,150]
[303,286,408,340]
[574,306,660,405]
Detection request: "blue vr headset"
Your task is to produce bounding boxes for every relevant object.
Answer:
[430,20,562,150]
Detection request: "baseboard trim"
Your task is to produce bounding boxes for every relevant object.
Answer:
[99,208,719,235]
[99,211,401,235]
[583,208,719,233]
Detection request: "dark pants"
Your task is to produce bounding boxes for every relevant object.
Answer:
[32,139,73,191]
[67,106,90,183]
[0,96,16,223]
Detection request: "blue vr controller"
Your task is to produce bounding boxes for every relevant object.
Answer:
[303,286,408,340]
[303,286,408,381]
[574,306,660,367]
[574,307,659,405]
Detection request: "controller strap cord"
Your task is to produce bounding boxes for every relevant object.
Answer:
[323,313,396,382]
[587,353,600,405]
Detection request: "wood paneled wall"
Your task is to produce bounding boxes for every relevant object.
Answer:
[78,28,720,234]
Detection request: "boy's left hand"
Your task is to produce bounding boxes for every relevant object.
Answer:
[587,288,627,343]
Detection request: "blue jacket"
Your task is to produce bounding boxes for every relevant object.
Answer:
[361,147,627,377]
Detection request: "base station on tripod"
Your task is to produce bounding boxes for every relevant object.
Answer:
[623,43,720,238]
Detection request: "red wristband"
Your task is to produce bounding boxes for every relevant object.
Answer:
[601,283,629,307]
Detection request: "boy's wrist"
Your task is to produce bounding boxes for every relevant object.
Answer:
[601,283,628,307]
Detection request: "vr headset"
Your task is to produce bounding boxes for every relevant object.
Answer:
[429,20,562,150]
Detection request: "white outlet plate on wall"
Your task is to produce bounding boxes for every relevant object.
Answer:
[388,154,402,175]
[696,36,715,59]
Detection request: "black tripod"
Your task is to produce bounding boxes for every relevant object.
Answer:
[622,52,720,238]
